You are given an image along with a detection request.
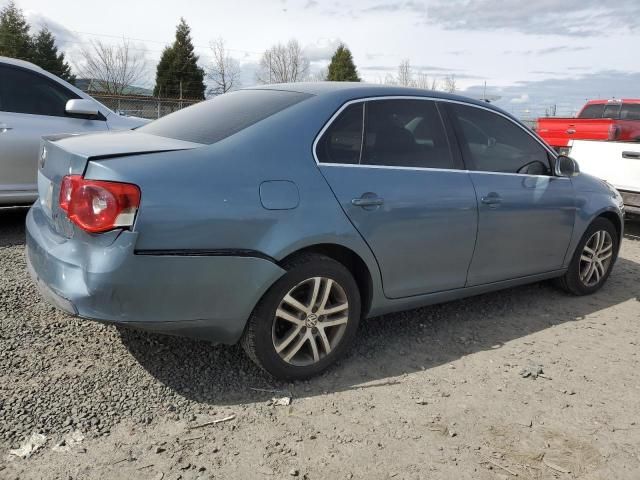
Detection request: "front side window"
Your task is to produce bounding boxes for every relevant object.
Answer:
[362,99,453,169]
[450,104,550,175]
[0,65,79,117]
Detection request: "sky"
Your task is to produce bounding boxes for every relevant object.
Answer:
[6,0,640,118]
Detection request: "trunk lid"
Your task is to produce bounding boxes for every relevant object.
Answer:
[37,131,203,236]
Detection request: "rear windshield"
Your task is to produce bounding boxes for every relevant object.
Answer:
[138,89,312,144]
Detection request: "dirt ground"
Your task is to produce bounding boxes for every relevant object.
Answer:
[1,207,639,480]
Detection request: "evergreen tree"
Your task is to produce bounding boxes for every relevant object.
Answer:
[31,27,75,82]
[0,1,32,60]
[326,44,360,82]
[153,18,205,99]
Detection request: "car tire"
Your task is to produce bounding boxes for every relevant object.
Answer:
[241,253,361,380]
[557,217,619,296]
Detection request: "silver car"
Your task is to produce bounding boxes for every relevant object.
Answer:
[0,56,147,206]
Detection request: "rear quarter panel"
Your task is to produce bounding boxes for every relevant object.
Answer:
[84,94,386,310]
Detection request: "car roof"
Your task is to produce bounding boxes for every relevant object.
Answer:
[584,99,640,105]
[0,55,42,71]
[247,81,509,117]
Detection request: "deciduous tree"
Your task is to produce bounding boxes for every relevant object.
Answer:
[257,39,309,84]
[207,38,240,96]
[77,40,146,95]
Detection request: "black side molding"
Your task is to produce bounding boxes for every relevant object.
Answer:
[134,249,276,263]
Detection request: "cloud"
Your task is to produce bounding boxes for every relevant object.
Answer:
[427,0,640,36]
[463,70,640,117]
[510,93,529,104]
[362,1,426,13]
[504,46,590,56]
[360,64,461,72]
[25,11,80,48]
[303,38,342,62]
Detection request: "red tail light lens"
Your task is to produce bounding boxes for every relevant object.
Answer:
[58,175,141,233]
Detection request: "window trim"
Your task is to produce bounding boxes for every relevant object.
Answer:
[313,95,559,176]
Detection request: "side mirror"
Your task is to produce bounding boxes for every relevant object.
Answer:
[65,99,100,117]
[555,155,580,177]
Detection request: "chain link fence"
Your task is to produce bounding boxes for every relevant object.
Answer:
[90,94,202,120]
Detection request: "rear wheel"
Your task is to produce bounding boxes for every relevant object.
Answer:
[241,254,361,380]
[557,217,618,295]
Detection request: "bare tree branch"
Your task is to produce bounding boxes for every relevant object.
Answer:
[414,72,439,90]
[76,40,147,96]
[442,74,457,93]
[397,59,413,87]
[207,38,241,96]
[256,39,310,84]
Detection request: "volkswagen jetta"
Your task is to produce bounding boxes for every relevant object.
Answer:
[26,83,624,379]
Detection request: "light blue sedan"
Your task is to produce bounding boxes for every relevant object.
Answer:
[26,83,624,379]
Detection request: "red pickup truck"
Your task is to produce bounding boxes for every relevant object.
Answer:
[537,99,640,153]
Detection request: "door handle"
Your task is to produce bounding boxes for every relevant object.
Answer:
[622,151,640,160]
[352,194,384,208]
[481,192,502,206]
[566,129,576,134]
[0,123,12,133]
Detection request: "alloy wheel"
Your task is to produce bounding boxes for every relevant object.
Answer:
[579,230,613,287]
[272,277,349,366]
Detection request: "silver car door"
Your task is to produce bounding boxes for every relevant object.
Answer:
[0,64,108,204]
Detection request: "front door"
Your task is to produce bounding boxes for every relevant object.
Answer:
[445,102,576,286]
[317,99,478,299]
[0,64,107,201]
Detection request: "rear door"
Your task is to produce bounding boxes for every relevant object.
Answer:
[317,98,478,299]
[446,102,576,286]
[0,64,108,201]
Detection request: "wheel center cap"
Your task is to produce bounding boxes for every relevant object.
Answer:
[305,313,318,328]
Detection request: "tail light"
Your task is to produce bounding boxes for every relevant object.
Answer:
[608,124,621,141]
[59,175,141,233]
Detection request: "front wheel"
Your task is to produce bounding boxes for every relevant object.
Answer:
[241,254,361,380]
[557,217,619,295]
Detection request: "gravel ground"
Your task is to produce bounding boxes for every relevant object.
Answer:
[1,206,639,479]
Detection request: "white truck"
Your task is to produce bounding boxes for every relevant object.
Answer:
[569,139,640,217]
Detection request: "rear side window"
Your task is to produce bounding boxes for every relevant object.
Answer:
[139,89,312,145]
[0,65,79,117]
[362,99,453,169]
[316,103,363,165]
[620,103,640,120]
[578,104,605,119]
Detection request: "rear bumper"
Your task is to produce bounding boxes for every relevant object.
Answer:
[26,205,286,344]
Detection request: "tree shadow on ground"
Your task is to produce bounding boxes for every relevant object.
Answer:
[119,220,640,405]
